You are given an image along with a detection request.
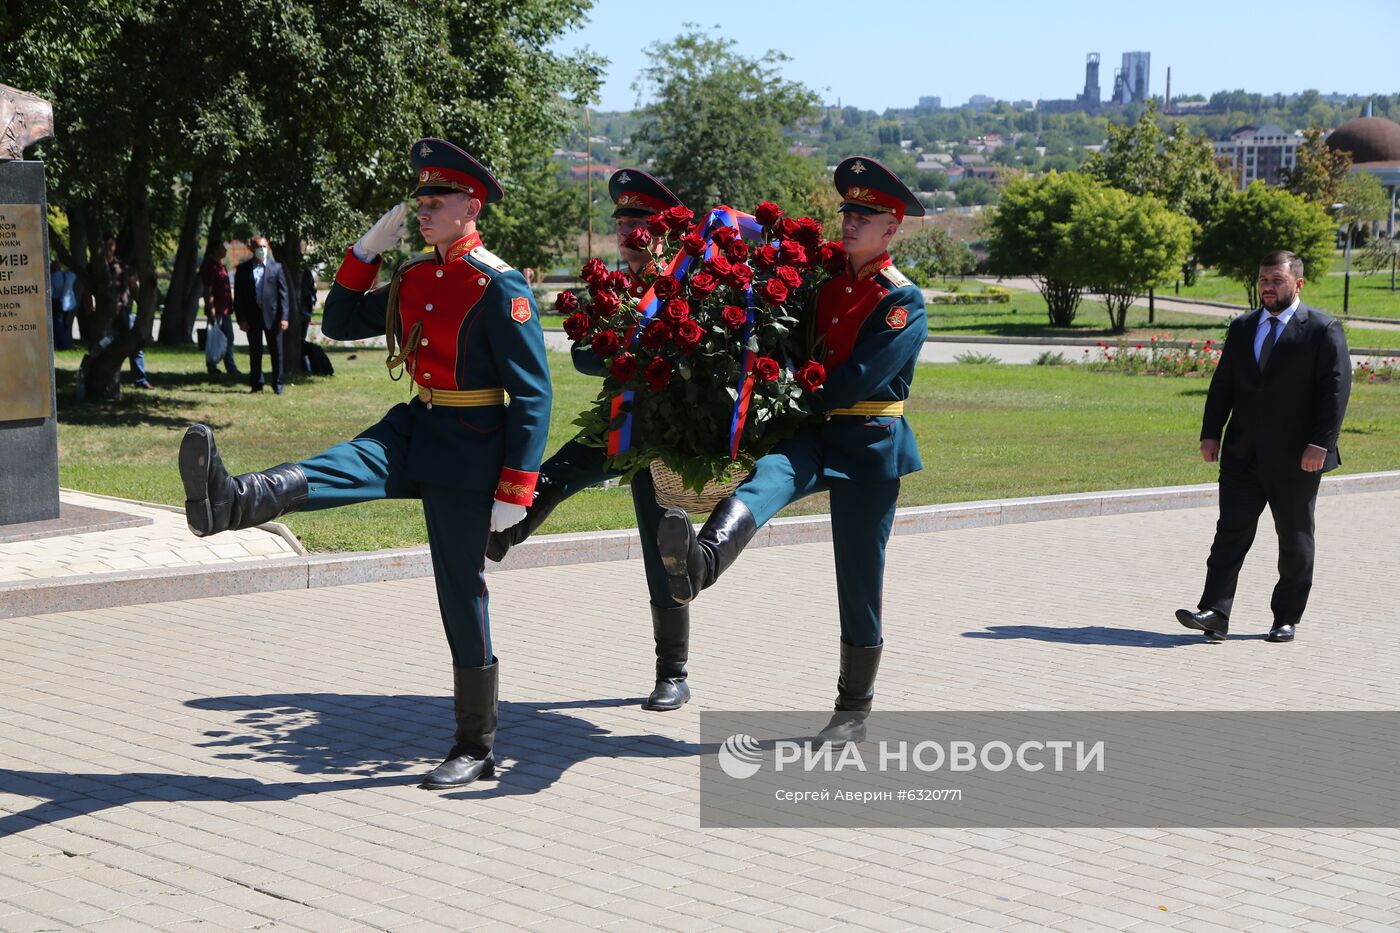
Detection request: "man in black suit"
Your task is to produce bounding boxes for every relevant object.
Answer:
[1177,249,1351,644]
[234,235,292,394]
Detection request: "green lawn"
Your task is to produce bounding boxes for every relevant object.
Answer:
[1172,263,1400,322]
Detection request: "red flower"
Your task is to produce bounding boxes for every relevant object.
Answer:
[795,217,824,248]
[754,245,778,269]
[722,305,748,330]
[659,298,691,326]
[753,356,781,381]
[609,270,635,293]
[776,265,803,290]
[647,214,669,237]
[759,278,789,305]
[610,352,637,381]
[775,217,800,240]
[554,290,579,313]
[591,329,621,356]
[581,258,609,286]
[819,241,847,274]
[754,201,785,227]
[711,224,739,246]
[591,289,620,316]
[563,312,592,342]
[644,357,674,391]
[653,275,681,300]
[689,273,718,297]
[680,233,705,257]
[727,264,754,290]
[795,360,826,392]
[675,319,705,354]
[705,254,733,277]
[781,241,810,268]
[624,227,651,250]
[641,320,672,349]
[726,240,750,262]
[664,205,695,230]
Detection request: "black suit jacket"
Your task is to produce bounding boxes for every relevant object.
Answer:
[234,258,291,330]
[1202,302,1351,473]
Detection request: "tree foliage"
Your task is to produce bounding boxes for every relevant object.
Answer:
[1335,170,1390,230]
[1198,182,1335,308]
[1280,126,1352,205]
[891,224,976,285]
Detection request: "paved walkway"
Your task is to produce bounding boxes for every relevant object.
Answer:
[3,491,1399,930]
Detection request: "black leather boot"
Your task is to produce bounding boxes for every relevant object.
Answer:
[421,660,498,790]
[179,424,307,537]
[485,475,566,562]
[656,497,757,604]
[644,605,690,711]
[813,641,883,746]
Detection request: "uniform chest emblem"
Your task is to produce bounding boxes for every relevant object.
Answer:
[886,307,908,330]
[511,296,532,323]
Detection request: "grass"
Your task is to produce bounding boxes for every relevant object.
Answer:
[55,343,1400,553]
[1171,260,1400,322]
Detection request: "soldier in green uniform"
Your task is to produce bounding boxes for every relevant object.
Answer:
[657,157,927,743]
[486,169,696,712]
[177,138,552,789]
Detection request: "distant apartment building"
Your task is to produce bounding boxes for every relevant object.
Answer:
[1214,124,1301,188]
[917,96,942,111]
[967,95,996,111]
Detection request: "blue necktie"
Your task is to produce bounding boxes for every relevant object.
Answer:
[1258,316,1279,370]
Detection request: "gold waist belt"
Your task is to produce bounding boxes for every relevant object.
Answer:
[417,385,506,408]
[829,401,904,417]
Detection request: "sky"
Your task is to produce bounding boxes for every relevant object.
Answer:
[552,0,1400,113]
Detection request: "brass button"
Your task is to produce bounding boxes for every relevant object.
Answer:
[425,303,433,311]
[423,372,432,380]
[831,317,839,324]
[435,269,444,278]
[420,338,429,347]
[477,277,487,286]
[845,286,853,294]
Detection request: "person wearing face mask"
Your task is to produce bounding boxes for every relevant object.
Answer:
[1176,249,1351,645]
[177,138,551,790]
[233,236,292,394]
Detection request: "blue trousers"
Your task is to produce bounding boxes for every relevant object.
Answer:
[98,311,147,382]
[296,407,494,668]
[733,429,900,648]
[538,438,678,611]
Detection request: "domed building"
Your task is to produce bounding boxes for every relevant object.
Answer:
[1326,116,1400,235]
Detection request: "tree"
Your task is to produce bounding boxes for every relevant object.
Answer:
[891,224,974,286]
[1061,188,1195,333]
[1335,171,1390,232]
[630,27,820,213]
[1198,182,1335,307]
[1280,126,1352,205]
[985,171,1101,326]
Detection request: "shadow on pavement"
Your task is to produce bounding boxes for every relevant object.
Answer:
[962,624,1220,648]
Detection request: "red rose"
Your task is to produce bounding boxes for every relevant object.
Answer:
[591,289,620,316]
[591,329,621,356]
[680,233,705,257]
[675,319,705,354]
[624,227,651,250]
[759,278,789,305]
[722,305,748,330]
[776,265,803,290]
[610,352,637,381]
[705,254,733,278]
[644,357,674,391]
[754,244,778,269]
[659,298,691,326]
[775,217,800,240]
[819,240,847,274]
[795,217,824,248]
[780,241,809,268]
[711,224,739,246]
[664,205,695,230]
[563,312,592,342]
[754,201,785,227]
[727,264,754,290]
[554,290,579,313]
[795,360,826,392]
[753,356,781,382]
[610,270,636,293]
[647,214,669,237]
[581,258,609,286]
[653,275,681,300]
[688,272,718,297]
[726,240,750,262]
[641,320,672,349]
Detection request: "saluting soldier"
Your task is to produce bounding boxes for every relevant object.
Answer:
[487,168,696,712]
[177,138,551,789]
[657,156,927,743]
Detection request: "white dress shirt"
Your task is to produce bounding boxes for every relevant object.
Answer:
[1253,295,1299,363]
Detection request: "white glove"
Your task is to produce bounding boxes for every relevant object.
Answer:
[352,203,409,262]
[490,501,529,533]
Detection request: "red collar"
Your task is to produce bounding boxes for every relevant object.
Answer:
[440,231,483,264]
[849,252,892,280]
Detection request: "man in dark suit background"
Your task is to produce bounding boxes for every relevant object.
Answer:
[234,235,292,394]
[1177,249,1351,644]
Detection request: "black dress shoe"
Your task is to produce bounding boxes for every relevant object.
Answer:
[1176,608,1228,641]
[1266,624,1296,643]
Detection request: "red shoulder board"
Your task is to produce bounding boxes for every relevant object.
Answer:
[511,296,532,323]
[886,307,908,329]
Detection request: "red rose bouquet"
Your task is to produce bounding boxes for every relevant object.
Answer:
[561,200,840,494]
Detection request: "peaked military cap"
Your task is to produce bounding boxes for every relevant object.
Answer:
[410,138,504,204]
[834,156,925,221]
[608,168,683,218]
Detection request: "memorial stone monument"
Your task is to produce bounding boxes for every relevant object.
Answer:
[0,85,59,525]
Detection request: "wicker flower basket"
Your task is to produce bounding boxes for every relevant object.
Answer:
[649,461,750,513]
